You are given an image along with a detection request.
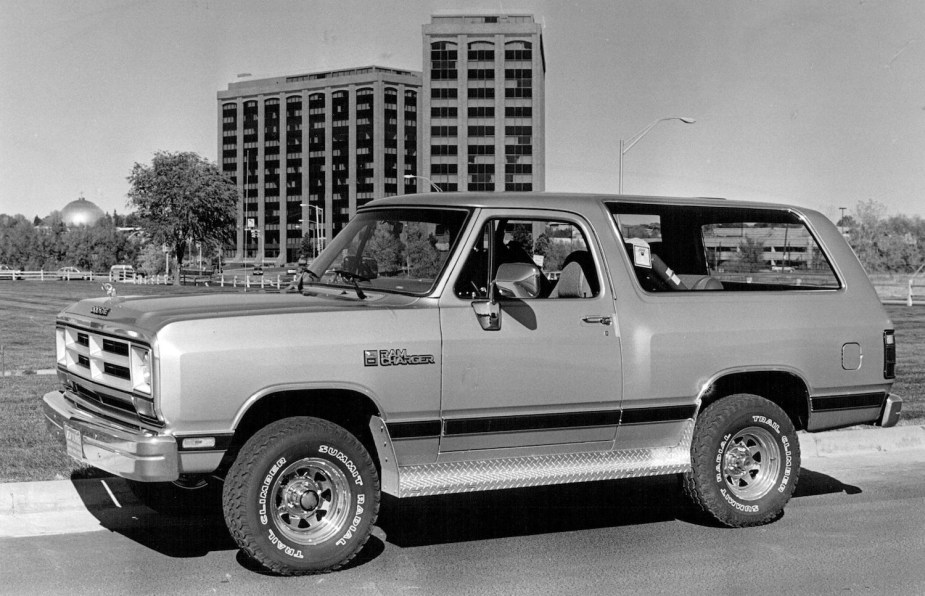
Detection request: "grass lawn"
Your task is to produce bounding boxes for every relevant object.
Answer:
[0,281,922,482]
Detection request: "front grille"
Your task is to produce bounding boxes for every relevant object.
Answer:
[67,395,145,432]
[59,324,150,418]
[103,338,130,357]
[103,362,131,380]
[73,381,137,414]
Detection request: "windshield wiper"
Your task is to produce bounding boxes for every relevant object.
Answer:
[331,269,368,300]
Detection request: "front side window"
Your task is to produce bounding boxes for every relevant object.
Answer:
[310,208,469,295]
[454,218,598,300]
[609,203,840,292]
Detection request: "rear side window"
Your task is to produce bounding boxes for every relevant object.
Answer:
[608,203,840,292]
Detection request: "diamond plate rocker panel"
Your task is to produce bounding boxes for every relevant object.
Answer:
[397,421,694,497]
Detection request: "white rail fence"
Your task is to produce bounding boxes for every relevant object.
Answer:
[3,269,287,289]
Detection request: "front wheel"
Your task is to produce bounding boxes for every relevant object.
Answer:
[222,417,380,575]
[684,394,800,527]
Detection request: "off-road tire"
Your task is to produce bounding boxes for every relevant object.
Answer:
[127,477,222,516]
[684,394,800,527]
[222,417,380,575]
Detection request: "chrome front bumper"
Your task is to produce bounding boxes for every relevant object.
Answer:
[43,390,179,481]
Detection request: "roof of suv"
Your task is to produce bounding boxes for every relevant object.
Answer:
[365,192,808,214]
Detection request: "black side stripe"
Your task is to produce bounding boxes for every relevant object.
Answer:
[444,410,622,436]
[620,405,697,425]
[811,393,885,412]
[387,420,442,439]
[386,406,696,440]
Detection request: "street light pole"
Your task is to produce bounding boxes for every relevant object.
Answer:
[618,116,696,194]
[300,203,325,258]
[403,174,442,192]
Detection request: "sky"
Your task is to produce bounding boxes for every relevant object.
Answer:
[2,0,924,222]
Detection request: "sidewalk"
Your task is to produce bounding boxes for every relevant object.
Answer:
[1,424,923,538]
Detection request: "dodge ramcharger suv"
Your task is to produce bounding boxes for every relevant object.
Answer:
[44,192,901,574]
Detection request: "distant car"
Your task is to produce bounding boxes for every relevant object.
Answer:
[251,263,264,276]
[56,266,92,281]
[0,264,21,280]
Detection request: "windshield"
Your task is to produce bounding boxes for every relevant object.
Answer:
[309,207,470,295]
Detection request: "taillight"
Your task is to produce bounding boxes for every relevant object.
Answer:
[883,330,896,379]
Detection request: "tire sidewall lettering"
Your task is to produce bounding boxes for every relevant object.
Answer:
[259,456,287,526]
[335,493,366,547]
[267,528,304,559]
[319,444,364,487]
[778,435,793,493]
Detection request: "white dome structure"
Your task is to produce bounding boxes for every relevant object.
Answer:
[61,197,105,226]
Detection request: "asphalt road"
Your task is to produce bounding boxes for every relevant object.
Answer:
[2,450,923,596]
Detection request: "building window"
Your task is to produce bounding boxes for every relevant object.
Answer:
[432,126,458,137]
[468,144,495,155]
[431,144,458,156]
[467,87,495,99]
[468,41,495,62]
[432,163,458,175]
[467,125,494,137]
[504,126,532,137]
[468,68,494,80]
[431,41,458,80]
[431,106,458,118]
[505,40,532,61]
[431,87,458,99]
[468,106,495,118]
[505,106,532,118]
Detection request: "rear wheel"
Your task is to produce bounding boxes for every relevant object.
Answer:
[684,394,800,526]
[222,417,380,575]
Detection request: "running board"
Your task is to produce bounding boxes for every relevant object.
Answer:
[371,417,693,498]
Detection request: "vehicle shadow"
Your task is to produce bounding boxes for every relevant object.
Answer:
[70,467,862,568]
[70,476,236,558]
[794,467,863,498]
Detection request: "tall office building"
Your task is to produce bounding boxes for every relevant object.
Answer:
[422,11,545,192]
[217,66,422,263]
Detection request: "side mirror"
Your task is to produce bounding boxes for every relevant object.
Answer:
[471,287,501,331]
[470,262,542,331]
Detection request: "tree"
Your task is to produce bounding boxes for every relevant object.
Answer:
[127,151,238,284]
[366,221,404,275]
[299,232,313,260]
[403,222,442,278]
[137,243,167,277]
[727,236,765,273]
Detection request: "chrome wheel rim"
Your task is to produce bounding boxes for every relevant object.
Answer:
[721,426,781,501]
[270,457,352,545]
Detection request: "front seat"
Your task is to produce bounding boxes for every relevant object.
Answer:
[550,261,592,298]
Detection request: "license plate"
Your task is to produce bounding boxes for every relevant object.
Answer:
[64,425,83,460]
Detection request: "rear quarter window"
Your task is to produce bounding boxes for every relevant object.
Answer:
[608,202,840,292]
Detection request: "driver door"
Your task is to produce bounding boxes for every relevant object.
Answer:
[438,211,623,453]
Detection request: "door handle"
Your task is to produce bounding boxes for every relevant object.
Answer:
[582,315,612,326]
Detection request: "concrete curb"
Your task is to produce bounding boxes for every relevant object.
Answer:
[1,368,57,377]
[798,424,925,457]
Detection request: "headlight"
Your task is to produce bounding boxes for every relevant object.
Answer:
[130,346,152,394]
